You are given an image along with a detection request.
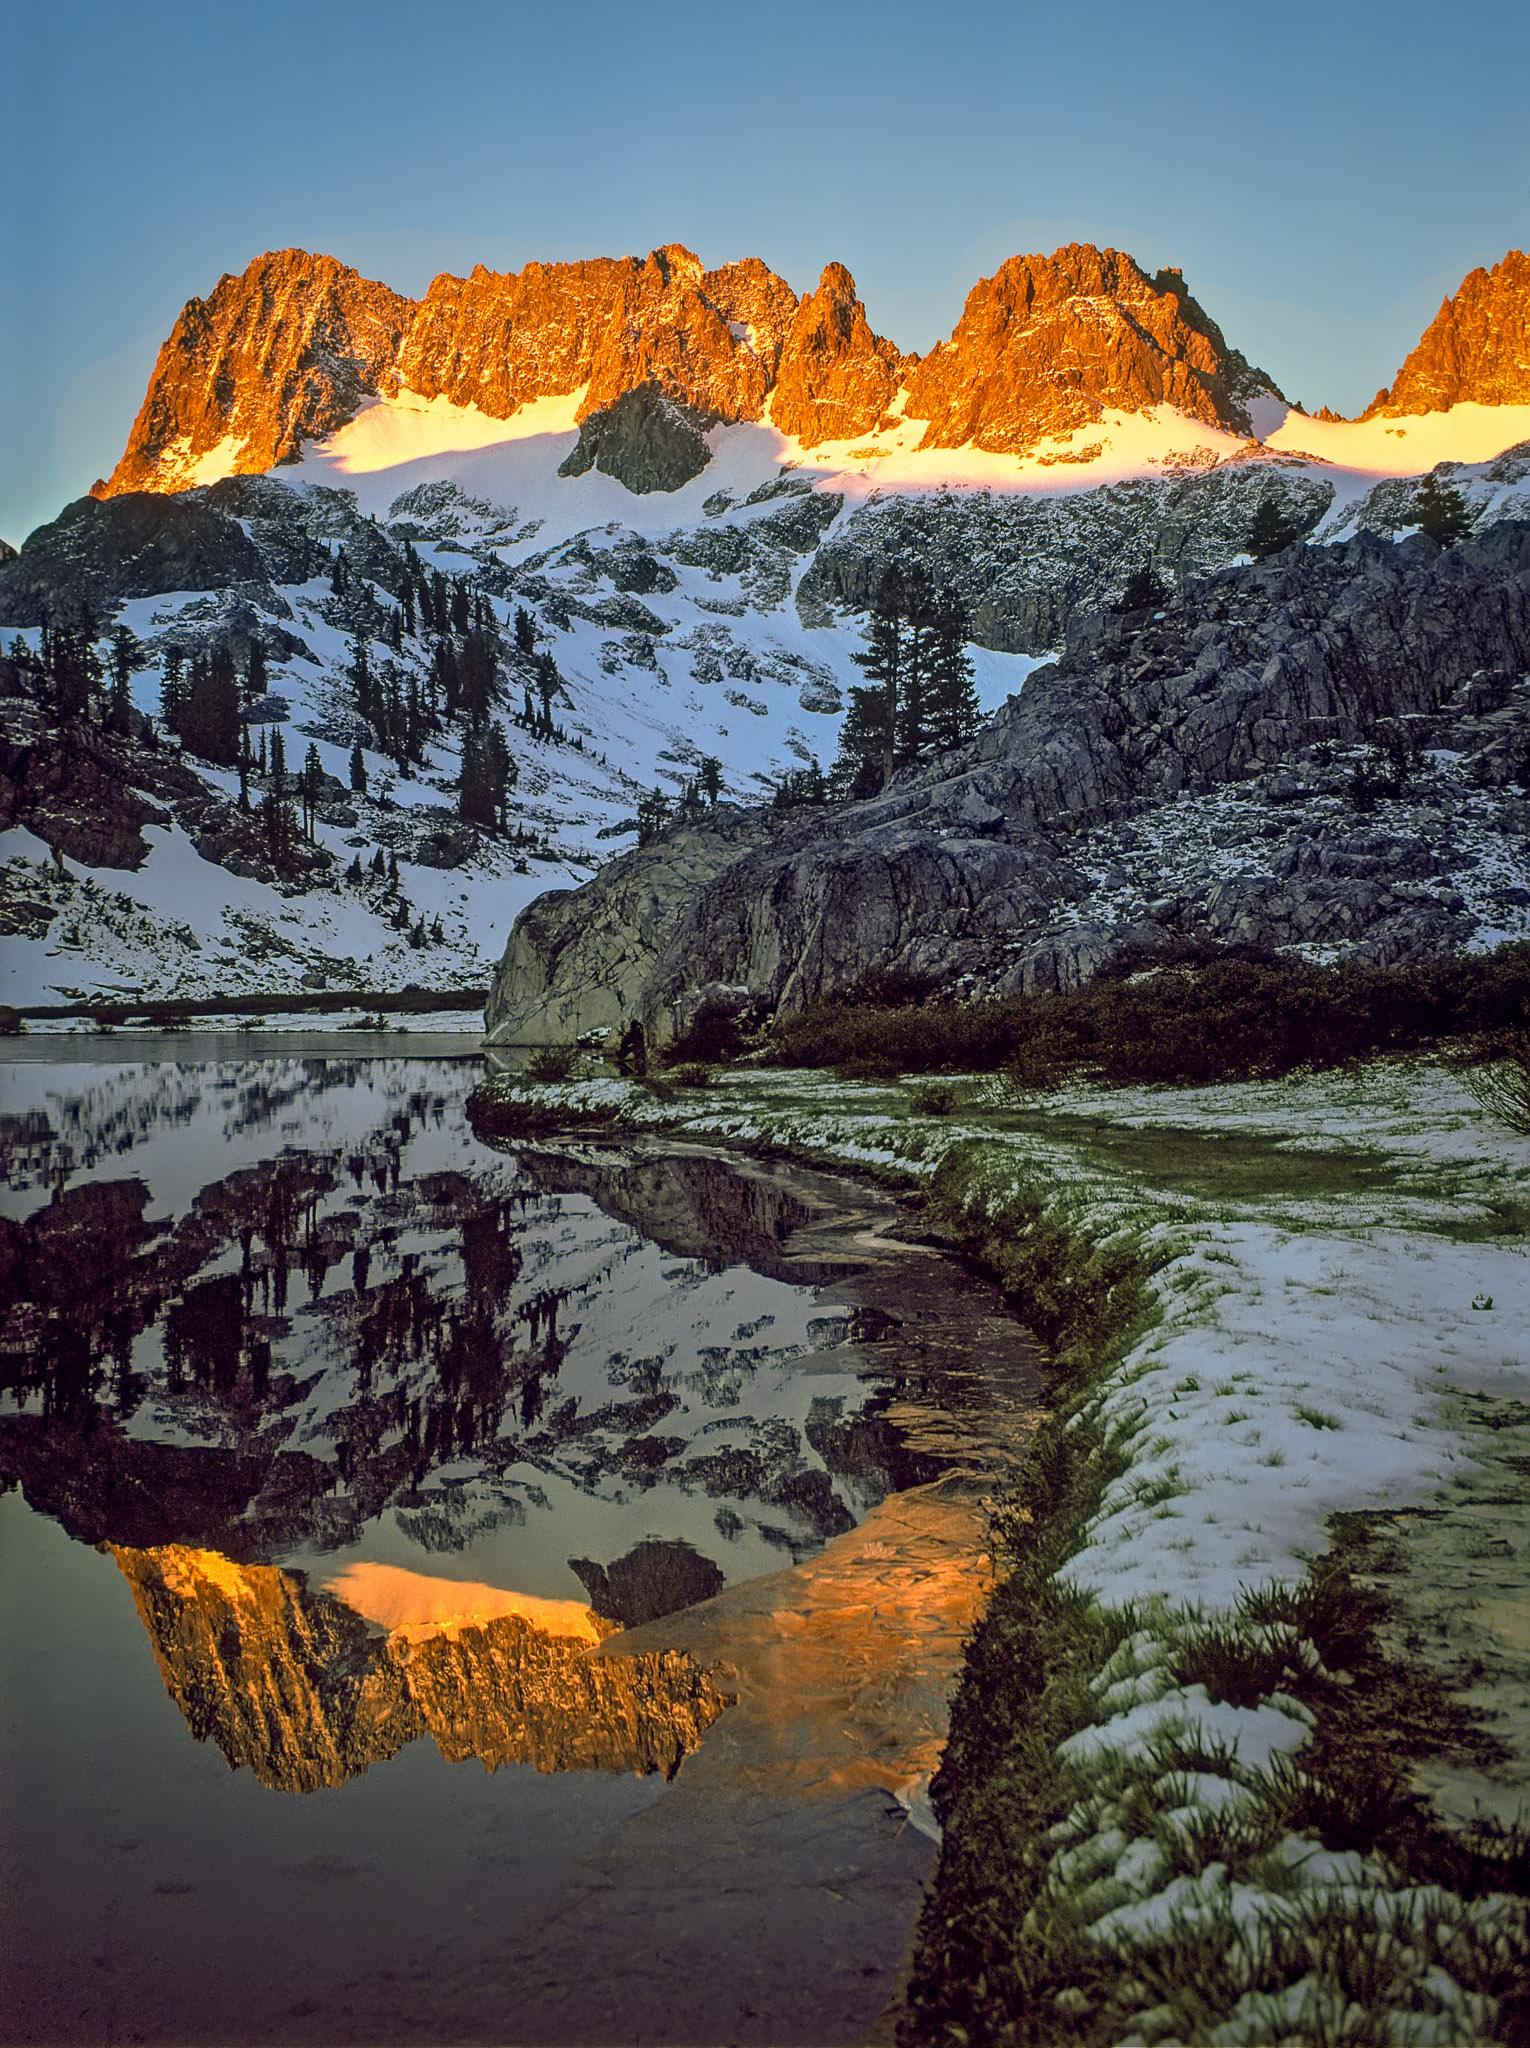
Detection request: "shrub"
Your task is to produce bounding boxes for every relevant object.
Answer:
[661,1000,746,1066]
[1462,1030,1530,1135]
[525,1043,579,1083]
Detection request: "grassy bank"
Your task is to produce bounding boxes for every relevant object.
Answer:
[468,1057,1530,2042]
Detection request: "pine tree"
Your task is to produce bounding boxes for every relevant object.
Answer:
[1412,473,1472,548]
[1248,496,1301,560]
[180,646,240,764]
[535,652,561,735]
[259,791,295,873]
[925,588,981,752]
[699,755,723,805]
[349,742,367,794]
[48,622,99,720]
[514,605,537,657]
[485,723,516,830]
[270,726,287,788]
[833,682,895,800]
[1116,563,1168,613]
[349,635,375,726]
[106,624,139,735]
[245,639,269,702]
[845,564,905,793]
[300,743,324,837]
[457,629,498,724]
[636,787,672,845]
[894,562,938,769]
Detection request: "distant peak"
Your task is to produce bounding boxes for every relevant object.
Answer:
[1363,248,1530,418]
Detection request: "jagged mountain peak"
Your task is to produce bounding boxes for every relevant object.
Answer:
[1363,247,1530,419]
[105,248,413,497]
[902,241,1283,452]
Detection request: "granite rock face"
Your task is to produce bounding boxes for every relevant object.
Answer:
[486,522,1530,1041]
[101,240,1300,499]
[903,245,1281,453]
[105,249,413,494]
[769,264,909,447]
[484,816,767,1044]
[1365,250,1530,417]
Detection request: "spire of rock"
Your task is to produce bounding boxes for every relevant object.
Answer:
[769,264,908,447]
[1362,249,1530,417]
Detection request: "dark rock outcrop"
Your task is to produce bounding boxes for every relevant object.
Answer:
[558,384,717,494]
[1365,249,1530,417]
[0,491,283,628]
[570,1539,726,1627]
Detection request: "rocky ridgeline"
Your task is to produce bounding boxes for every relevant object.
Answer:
[102,241,1281,498]
[1364,249,1530,417]
[486,523,1530,1044]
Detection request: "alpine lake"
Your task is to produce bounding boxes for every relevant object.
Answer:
[0,1037,1039,2046]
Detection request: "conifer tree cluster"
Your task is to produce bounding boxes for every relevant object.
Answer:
[458,723,517,830]
[1412,473,1472,548]
[50,620,103,720]
[634,755,725,843]
[160,644,241,764]
[832,562,980,799]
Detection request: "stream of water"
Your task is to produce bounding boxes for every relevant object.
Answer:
[0,1045,1037,2045]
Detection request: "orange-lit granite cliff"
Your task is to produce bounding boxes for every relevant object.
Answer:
[902,243,1279,451]
[112,1545,731,1793]
[769,263,911,445]
[101,240,1297,496]
[1363,249,1530,417]
[105,249,414,495]
[102,242,894,492]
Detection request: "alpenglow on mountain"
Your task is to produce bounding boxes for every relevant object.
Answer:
[101,241,1284,496]
[1,238,1528,1021]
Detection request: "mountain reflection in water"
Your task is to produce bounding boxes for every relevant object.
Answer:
[112,1544,729,1794]
[0,1056,916,1583]
[1,1053,1040,2046]
[0,1055,974,1803]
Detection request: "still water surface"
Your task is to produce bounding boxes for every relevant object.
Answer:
[0,1048,1036,2045]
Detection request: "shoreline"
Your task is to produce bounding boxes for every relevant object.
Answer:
[469,1054,1530,2043]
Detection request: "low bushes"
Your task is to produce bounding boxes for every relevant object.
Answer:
[763,945,1530,1089]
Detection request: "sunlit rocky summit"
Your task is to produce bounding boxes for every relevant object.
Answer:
[1,238,1528,1017]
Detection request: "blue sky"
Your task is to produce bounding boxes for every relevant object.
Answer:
[3,0,1527,544]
